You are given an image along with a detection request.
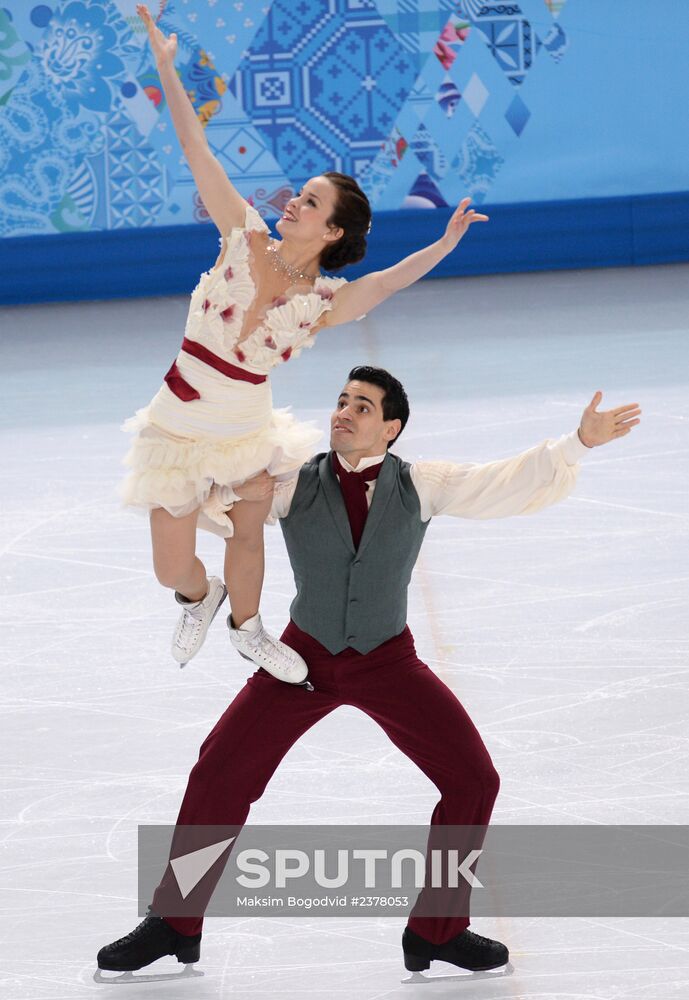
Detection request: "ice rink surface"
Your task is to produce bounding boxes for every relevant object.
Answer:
[1,262,688,998]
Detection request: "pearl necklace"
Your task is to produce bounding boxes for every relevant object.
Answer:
[265,239,319,283]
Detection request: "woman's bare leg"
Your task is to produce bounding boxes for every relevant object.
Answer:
[224,495,273,627]
[150,506,207,601]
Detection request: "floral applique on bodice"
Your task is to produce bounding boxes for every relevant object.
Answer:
[183,202,347,375]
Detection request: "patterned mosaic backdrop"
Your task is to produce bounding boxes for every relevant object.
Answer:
[0,0,681,238]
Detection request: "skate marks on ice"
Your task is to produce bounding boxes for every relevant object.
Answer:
[92,956,513,987]
[3,266,688,1000]
[94,962,204,984]
[92,959,513,988]
[401,959,514,985]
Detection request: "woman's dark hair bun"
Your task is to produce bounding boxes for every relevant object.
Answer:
[318,172,372,273]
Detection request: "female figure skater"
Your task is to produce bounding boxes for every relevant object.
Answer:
[127,5,488,687]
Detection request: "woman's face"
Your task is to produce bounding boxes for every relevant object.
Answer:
[276,176,342,244]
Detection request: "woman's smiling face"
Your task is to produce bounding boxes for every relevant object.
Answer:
[276,176,339,241]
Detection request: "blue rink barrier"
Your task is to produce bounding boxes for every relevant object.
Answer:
[1,191,687,306]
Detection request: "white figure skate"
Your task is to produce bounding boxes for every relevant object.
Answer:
[227,612,314,690]
[171,576,227,667]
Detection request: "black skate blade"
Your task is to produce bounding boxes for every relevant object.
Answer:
[94,963,204,984]
[401,960,513,985]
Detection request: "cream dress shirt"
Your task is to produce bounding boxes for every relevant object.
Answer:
[269,428,591,522]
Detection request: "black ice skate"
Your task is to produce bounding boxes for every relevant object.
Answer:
[94,908,203,984]
[401,926,513,984]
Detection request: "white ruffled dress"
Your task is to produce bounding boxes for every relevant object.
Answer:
[120,202,349,537]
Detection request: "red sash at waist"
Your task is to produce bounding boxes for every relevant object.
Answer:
[163,337,267,402]
[181,337,267,384]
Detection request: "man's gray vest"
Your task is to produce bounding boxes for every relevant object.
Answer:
[279,451,430,655]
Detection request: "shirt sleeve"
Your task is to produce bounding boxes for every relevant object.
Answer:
[410,429,592,521]
[266,473,300,523]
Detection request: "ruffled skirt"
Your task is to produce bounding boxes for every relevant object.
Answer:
[119,380,322,537]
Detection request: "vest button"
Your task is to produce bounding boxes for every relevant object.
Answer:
[347,635,356,643]
[349,598,358,604]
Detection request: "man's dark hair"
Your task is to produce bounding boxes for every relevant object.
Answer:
[347,365,410,449]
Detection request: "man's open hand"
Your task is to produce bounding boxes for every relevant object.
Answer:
[578,391,642,448]
[234,470,276,501]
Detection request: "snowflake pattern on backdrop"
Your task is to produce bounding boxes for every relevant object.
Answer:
[0,0,571,237]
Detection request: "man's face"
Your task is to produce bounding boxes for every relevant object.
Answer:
[330,380,400,457]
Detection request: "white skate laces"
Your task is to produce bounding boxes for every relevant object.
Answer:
[228,612,311,686]
[171,576,227,667]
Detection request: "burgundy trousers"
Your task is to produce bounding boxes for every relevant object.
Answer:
[154,620,500,945]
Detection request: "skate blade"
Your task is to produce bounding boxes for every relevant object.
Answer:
[401,960,513,985]
[94,962,204,984]
[236,652,313,689]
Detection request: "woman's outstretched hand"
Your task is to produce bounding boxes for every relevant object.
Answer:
[578,391,642,448]
[137,3,177,67]
[441,197,489,252]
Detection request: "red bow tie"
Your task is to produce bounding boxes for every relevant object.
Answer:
[331,452,385,549]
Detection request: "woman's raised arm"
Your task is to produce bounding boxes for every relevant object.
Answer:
[137,4,248,235]
[322,199,488,327]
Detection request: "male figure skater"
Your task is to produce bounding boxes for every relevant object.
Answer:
[97,365,641,978]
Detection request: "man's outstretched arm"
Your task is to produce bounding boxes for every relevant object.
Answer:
[412,391,642,520]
